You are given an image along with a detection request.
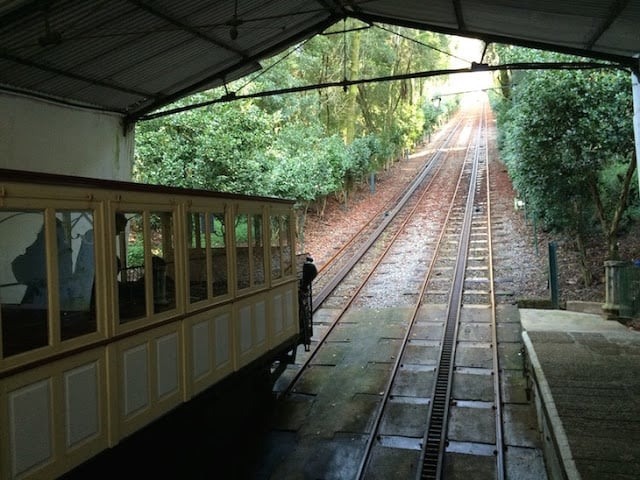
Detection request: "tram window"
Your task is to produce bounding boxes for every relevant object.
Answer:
[188,212,208,303]
[116,211,176,321]
[281,214,293,276]
[251,214,265,287]
[117,212,146,322]
[236,213,265,290]
[150,212,176,313]
[210,212,228,297]
[188,211,227,303]
[236,213,250,290]
[270,215,282,279]
[57,210,97,341]
[270,213,293,280]
[0,210,49,356]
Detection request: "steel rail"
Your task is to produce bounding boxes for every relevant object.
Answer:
[312,116,465,310]
[354,116,479,480]
[419,106,486,480]
[485,105,506,480]
[312,151,427,278]
[279,117,467,397]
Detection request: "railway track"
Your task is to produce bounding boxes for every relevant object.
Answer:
[277,114,467,392]
[311,115,464,309]
[268,100,545,479]
[349,102,505,479]
[52,101,544,480]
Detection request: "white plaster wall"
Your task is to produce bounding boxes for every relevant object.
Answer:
[0,93,134,181]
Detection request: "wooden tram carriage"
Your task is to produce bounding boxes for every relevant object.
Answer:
[0,168,306,479]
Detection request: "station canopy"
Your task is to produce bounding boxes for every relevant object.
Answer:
[1,0,638,122]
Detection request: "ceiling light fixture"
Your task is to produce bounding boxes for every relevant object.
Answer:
[38,6,62,47]
[228,0,241,40]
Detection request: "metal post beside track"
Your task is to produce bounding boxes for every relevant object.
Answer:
[548,241,559,309]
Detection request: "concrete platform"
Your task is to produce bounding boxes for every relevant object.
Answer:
[520,308,640,480]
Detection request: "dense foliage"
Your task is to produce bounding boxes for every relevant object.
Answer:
[489,45,638,283]
[135,100,273,195]
[135,21,457,241]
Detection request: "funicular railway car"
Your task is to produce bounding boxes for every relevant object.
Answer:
[0,168,307,479]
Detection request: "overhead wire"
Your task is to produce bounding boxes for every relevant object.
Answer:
[189,21,467,104]
[233,37,314,94]
[139,60,626,121]
[373,23,472,64]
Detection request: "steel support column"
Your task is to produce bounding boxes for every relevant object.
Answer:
[632,63,640,195]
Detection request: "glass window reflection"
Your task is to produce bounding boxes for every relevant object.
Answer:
[188,212,207,303]
[150,211,176,313]
[210,212,228,297]
[236,213,250,290]
[1,210,49,356]
[57,210,97,341]
[117,212,146,322]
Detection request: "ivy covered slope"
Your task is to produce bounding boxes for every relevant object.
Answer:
[489,46,639,287]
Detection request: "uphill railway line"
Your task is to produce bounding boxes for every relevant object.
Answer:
[60,100,547,479]
[269,100,544,479]
[310,116,464,309]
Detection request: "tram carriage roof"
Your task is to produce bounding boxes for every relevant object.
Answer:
[1,0,638,122]
[0,167,295,204]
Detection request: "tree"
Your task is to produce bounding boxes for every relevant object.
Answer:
[490,46,637,284]
[134,22,453,244]
[135,97,273,196]
[249,21,449,160]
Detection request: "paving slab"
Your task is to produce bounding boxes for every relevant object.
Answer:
[460,304,492,323]
[443,451,496,479]
[365,444,421,480]
[457,322,492,342]
[504,446,547,480]
[409,321,444,340]
[498,342,525,370]
[379,400,431,437]
[452,369,494,402]
[390,365,436,397]
[402,341,441,364]
[497,322,523,342]
[267,433,367,480]
[502,403,541,448]
[448,403,496,444]
[455,342,494,368]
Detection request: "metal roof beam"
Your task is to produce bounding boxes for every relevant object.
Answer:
[315,0,349,17]
[585,0,630,50]
[452,0,466,31]
[0,50,153,99]
[126,0,249,59]
[350,11,636,71]
[0,0,46,29]
[138,61,625,121]
[126,12,341,124]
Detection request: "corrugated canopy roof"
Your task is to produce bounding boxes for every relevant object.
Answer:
[1,0,638,122]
